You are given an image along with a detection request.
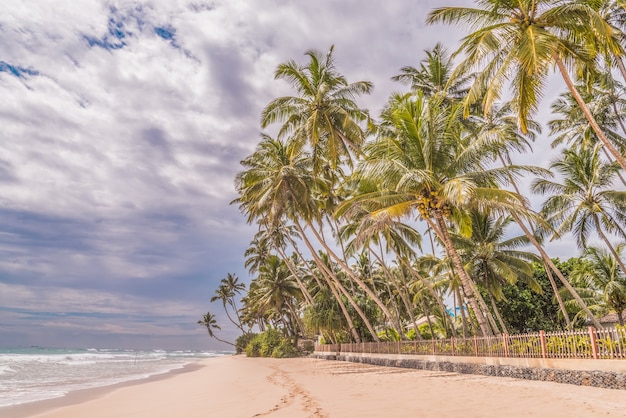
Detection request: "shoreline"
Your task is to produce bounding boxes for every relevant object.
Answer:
[2,359,208,418]
[4,355,626,417]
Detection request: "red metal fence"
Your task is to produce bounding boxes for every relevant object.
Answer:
[315,326,626,360]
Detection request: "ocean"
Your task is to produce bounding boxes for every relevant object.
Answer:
[0,347,228,409]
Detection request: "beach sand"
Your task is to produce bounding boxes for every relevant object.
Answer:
[5,355,626,417]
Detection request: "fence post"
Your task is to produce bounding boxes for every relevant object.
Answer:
[540,330,547,359]
[503,333,509,358]
[588,326,599,359]
[432,338,436,355]
[473,335,478,357]
[451,337,455,356]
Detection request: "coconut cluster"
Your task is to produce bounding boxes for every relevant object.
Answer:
[415,190,451,219]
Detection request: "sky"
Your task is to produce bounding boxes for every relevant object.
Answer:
[0,0,578,350]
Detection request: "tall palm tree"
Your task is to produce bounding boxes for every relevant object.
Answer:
[261,45,373,170]
[338,93,531,336]
[210,273,247,333]
[198,312,235,347]
[427,0,626,171]
[532,144,626,275]
[234,134,376,341]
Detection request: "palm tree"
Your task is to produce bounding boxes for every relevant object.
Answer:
[532,144,626,275]
[210,273,246,333]
[392,42,470,101]
[573,245,626,326]
[234,134,375,342]
[253,255,305,336]
[244,232,271,274]
[261,45,372,170]
[303,285,347,344]
[198,312,235,347]
[590,0,626,82]
[548,78,626,154]
[427,0,626,171]
[338,93,531,336]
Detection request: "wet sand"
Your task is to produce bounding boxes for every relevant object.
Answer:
[4,355,626,417]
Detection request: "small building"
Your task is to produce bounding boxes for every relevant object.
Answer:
[597,311,626,327]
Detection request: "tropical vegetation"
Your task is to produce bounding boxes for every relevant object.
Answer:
[200,0,626,355]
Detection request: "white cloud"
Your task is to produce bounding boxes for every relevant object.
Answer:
[0,0,578,349]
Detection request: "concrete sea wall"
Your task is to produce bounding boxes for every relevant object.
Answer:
[312,352,626,390]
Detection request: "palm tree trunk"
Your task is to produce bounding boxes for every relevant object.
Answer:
[274,245,314,305]
[393,252,426,339]
[292,219,378,342]
[554,54,626,172]
[615,56,626,85]
[465,277,501,336]
[221,302,246,334]
[306,221,403,333]
[513,212,603,329]
[600,146,626,187]
[282,230,366,341]
[544,261,573,329]
[488,293,509,335]
[421,300,436,338]
[427,213,493,336]
[287,301,306,338]
[372,246,421,340]
[392,249,455,337]
[497,153,575,329]
[456,287,469,338]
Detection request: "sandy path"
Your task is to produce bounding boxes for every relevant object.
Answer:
[5,355,626,417]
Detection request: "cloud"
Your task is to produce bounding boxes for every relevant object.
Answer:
[0,0,575,349]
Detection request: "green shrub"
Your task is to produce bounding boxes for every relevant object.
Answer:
[244,329,300,358]
[245,334,263,357]
[236,332,257,354]
[259,329,282,357]
[271,339,299,358]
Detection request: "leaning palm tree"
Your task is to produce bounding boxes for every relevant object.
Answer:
[198,312,235,347]
[211,273,246,333]
[532,144,626,276]
[427,0,626,171]
[261,45,373,170]
[234,134,377,342]
[338,93,532,336]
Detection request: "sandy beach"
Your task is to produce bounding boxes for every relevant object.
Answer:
[5,355,626,417]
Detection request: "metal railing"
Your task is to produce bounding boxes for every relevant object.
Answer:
[315,326,626,360]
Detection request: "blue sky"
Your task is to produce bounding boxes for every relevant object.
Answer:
[0,0,577,350]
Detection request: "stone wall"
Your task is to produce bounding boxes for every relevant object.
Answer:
[312,353,626,390]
